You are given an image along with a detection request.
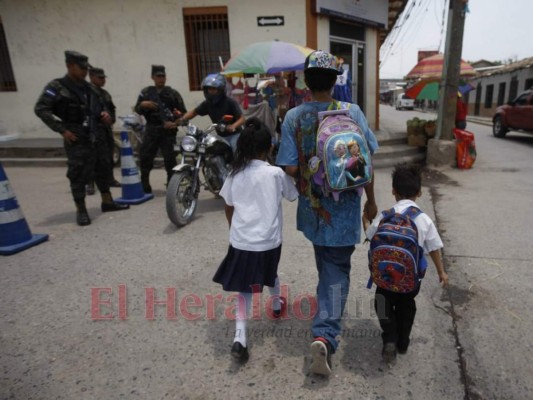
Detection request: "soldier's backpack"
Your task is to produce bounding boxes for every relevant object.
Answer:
[308,103,372,201]
[367,206,428,293]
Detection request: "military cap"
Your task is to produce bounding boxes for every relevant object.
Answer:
[89,67,106,78]
[151,65,166,76]
[64,50,89,68]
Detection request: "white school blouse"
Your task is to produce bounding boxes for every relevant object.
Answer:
[220,159,299,251]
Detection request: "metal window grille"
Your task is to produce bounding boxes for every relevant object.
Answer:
[497,82,506,106]
[0,16,16,91]
[484,84,494,109]
[509,78,518,102]
[183,7,230,91]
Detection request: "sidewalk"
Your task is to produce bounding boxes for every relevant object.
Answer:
[413,106,493,127]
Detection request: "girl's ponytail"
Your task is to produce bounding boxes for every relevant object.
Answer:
[231,117,272,176]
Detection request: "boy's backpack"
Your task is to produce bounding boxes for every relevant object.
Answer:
[308,104,372,202]
[367,206,428,293]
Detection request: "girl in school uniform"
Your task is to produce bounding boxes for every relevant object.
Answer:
[213,117,299,361]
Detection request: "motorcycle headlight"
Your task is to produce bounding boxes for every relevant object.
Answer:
[181,136,197,152]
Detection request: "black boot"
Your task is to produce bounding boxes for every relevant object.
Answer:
[101,202,130,212]
[75,201,91,226]
[141,171,152,194]
[101,192,130,212]
[109,178,121,187]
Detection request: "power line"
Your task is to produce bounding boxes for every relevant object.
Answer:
[381,0,433,68]
[380,0,448,76]
[437,0,448,52]
[380,0,417,64]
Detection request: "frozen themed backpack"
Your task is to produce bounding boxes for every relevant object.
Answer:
[367,206,428,293]
[308,103,372,201]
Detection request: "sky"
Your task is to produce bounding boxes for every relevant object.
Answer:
[379,0,533,79]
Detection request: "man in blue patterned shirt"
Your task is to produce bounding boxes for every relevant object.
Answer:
[276,50,379,376]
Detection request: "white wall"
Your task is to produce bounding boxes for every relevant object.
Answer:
[0,0,384,137]
[0,0,306,138]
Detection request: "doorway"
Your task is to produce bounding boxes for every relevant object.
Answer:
[330,38,366,111]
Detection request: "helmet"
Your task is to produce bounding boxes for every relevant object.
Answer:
[201,73,226,104]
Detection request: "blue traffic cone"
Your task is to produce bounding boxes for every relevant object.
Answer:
[114,131,154,205]
[0,162,48,255]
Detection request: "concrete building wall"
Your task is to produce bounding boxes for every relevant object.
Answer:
[468,65,533,118]
[0,0,381,138]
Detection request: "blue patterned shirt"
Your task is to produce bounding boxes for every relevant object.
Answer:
[276,101,378,246]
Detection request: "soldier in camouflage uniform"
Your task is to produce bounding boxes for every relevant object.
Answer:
[34,51,129,226]
[86,67,121,195]
[135,65,187,193]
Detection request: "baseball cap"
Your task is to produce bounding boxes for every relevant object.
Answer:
[304,50,342,75]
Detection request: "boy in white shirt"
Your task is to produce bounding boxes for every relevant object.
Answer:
[363,163,448,363]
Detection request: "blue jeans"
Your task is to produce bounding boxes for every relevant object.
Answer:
[311,244,355,352]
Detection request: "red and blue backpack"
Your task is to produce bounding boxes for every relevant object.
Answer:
[367,206,428,293]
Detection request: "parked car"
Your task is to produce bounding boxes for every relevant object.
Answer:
[396,93,415,110]
[493,89,533,138]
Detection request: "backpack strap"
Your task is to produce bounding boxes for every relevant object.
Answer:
[366,207,396,289]
[381,208,396,220]
[402,206,428,279]
[402,206,422,220]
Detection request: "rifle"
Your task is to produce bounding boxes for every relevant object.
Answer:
[147,87,176,123]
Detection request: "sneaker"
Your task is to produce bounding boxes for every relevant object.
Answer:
[109,179,122,188]
[382,342,397,364]
[310,338,332,376]
[230,341,249,361]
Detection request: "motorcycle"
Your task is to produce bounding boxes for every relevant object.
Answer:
[166,115,234,227]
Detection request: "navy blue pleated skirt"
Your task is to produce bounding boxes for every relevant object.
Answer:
[213,244,282,293]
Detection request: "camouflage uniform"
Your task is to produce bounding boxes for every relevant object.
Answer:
[91,82,117,186]
[34,75,109,202]
[135,70,187,187]
[34,51,129,226]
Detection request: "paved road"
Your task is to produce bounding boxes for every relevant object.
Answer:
[1,106,531,399]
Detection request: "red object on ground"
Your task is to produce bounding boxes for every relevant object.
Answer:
[453,128,476,169]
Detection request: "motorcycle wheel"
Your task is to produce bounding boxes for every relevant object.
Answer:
[166,171,198,227]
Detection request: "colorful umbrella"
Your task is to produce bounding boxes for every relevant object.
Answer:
[405,53,476,79]
[405,80,440,100]
[222,40,315,75]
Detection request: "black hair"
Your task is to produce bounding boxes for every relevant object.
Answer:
[230,117,272,176]
[392,163,422,198]
[304,69,338,92]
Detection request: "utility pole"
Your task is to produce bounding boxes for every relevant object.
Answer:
[435,0,468,141]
